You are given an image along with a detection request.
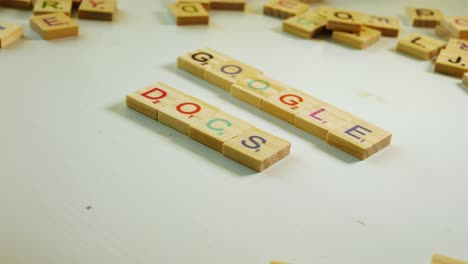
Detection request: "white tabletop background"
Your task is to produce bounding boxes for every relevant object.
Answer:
[1,0,468,263]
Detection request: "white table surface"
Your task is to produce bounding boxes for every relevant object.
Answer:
[1,0,468,263]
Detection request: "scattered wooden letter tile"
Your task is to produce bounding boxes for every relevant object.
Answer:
[210,0,245,11]
[446,38,468,54]
[332,26,381,49]
[263,0,308,19]
[78,0,117,21]
[30,13,78,40]
[33,0,72,16]
[396,33,446,60]
[0,21,23,48]
[432,254,468,264]
[177,0,210,11]
[0,0,32,9]
[441,16,468,40]
[126,82,188,120]
[435,24,454,40]
[282,10,327,39]
[435,49,468,78]
[326,118,392,160]
[363,15,400,37]
[231,74,290,108]
[325,8,365,34]
[158,97,219,135]
[204,59,263,91]
[177,48,233,79]
[406,7,443,27]
[169,3,209,26]
[261,88,322,123]
[189,111,253,152]
[222,127,291,172]
[464,72,468,85]
[294,102,355,140]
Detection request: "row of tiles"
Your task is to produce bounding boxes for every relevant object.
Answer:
[177,48,392,160]
[127,82,291,172]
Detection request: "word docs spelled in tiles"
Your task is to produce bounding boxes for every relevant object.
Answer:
[176,0,210,11]
[177,48,392,160]
[332,26,381,49]
[282,10,327,39]
[363,15,399,37]
[30,13,78,39]
[78,0,117,21]
[432,254,468,264]
[406,7,443,28]
[0,21,23,48]
[263,0,308,19]
[0,0,32,9]
[441,16,468,40]
[33,0,72,16]
[126,82,290,172]
[210,0,245,11]
[169,3,209,26]
[397,33,446,60]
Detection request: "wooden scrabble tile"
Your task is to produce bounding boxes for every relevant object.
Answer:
[332,26,381,49]
[435,24,454,40]
[78,0,117,21]
[326,118,392,160]
[33,0,72,16]
[158,97,219,135]
[396,33,446,60]
[446,38,468,54]
[441,16,468,40]
[169,3,209,26]
[294,102,355,140]
[325,8,365,34]
[30,13,78,40]
[177,48,232,79]
[435,49,468,78]
[263,0,308,20]
[464,72,468,86]
[0,0,32,9]
[177,0,210,11]
[204,59,263,91]
[0,21,23,48]
[222,127,291,172]
[231,74,290,108]
[432,254,468,264]
[126,82,188,120]
[261,88,322,123]
[210,0,245,11]
[406,7,443,28]
[363,15,400,37]
[282,10,327,39]
[189,111,253,152]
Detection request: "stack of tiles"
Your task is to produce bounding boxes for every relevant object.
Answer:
[0,21,23,48]
[126,82,291,172]
[33,0,72,16]
[78,0,117,21]
[406,7,443,28]
[435,38,468,78]
[30,12,79,39]
[282,6,399,49]
[396,33,446,60]
[178,48,392,160]
[169,2,209,25]
[264,0,308,19]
